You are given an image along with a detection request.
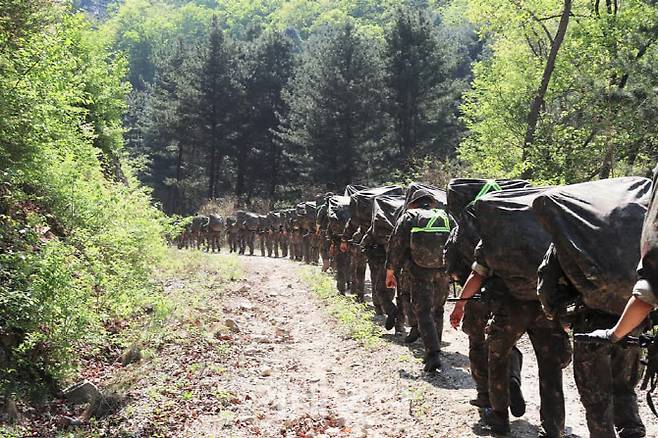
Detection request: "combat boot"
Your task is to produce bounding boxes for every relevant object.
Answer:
[385,306,397,330]
[509,376,525,418]
[484,408,510,434]
[405,326,420,344]
[423,351,441,372]
[469,392,491,409]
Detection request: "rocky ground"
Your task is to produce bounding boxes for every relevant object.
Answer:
[9,250,658,437]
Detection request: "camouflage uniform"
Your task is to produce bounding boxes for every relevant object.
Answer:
[279,227,289,257]
[327,225,350,294]
[342,220,367,302]
[292,228,303,261]
[397,260,417,328]
[370,247,399,324]
[387,212,448,349]
[473,242,567,437]
[462,296,523,406]
[239,228,255,255]
[310,233,321,265]
[258,230,267,257]
[227,224,238,253]
[572,311,645,438]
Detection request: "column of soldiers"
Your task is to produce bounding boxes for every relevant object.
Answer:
[175,175,658,438]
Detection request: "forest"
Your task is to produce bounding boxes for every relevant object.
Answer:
[2,0,658,434]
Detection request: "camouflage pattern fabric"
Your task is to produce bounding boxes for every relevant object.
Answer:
[486,298,568,437]
[572,311,646,438]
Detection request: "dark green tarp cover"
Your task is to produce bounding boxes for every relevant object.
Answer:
[475,187,552,301]
[367,194,405,246]
[447,178,531,219]
[534,177,651,315]
[405,182,447,209]
[344,184,368,197]
[327,195,351,235]
[350,186,404,227]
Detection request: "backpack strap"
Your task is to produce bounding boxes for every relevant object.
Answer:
[411,209,451,233]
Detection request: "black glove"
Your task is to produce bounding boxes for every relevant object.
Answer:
[574,329,617,344]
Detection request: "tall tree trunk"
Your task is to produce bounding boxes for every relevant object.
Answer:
[208,145,216,199]
[235,145,247,197]
[269,142,278,199]
[521,0,572,179]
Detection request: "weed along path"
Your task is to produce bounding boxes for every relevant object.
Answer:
[32,250,657,437]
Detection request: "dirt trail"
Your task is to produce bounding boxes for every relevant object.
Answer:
[180,254,656,438]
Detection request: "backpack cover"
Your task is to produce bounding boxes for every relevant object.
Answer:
[534,177,651,315]
[408,208,454,269]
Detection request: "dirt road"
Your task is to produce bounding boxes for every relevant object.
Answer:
[28,251,656,437]
[181,254,656,437]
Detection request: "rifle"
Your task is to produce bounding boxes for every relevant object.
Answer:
[575,331,658,418]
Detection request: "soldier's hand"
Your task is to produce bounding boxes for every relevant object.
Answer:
[385,269,397,289]
[450,303,465,330]
[339,241,348,253]
[574,329,617,344]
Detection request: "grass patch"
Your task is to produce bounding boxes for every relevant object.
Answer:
[301,267,382,349]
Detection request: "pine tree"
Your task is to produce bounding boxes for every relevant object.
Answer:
[279,22,390,188]
[231,30,295,201]
[385,7,451,164]
[190,16,240,200]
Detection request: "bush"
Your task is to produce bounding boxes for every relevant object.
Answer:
[0,3,169,396]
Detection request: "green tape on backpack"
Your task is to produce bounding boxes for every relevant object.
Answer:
[467,179,503,208]
[411,209,451,233]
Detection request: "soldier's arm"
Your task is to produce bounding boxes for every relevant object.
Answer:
[385,215,411,272]
[450,240,491,329]
[342,219,357,242]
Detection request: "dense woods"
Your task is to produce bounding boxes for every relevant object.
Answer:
[114,1,477,213]
[2,0,658,414]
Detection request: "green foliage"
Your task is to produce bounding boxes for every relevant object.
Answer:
[279,21,391,188]
[458,0,658,183]
[0,2,169,395]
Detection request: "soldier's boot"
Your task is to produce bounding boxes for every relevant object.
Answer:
[469,392,491,409]
[394,315,406,336]
[423,350,441,372]
[509,347,526,418]
[385,305,398,330]
[405,326,421,344]
[484,408,510,434]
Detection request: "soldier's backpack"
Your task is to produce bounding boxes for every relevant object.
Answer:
[475,187,552,301]
[408,208,454,269]
[533,177,651,315]
[350,185,405,228]
[327,195,351,236]
[447,178,531,219]
[368,195,405,246]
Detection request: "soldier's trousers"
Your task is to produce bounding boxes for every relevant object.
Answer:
[462,299,522,400]
[265,234,274,257]
[369,259,400,328]
[350,246,367,301]
[572,313,645,438]
[228,234,237,253]
[280,235,289,257]
[487,299,567,437]
[320,238,331,271]
[410,266,450,354]
[258,234,266,256]
[335,250,350,294]
[397,265,416,327]
[245,232,255,255]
